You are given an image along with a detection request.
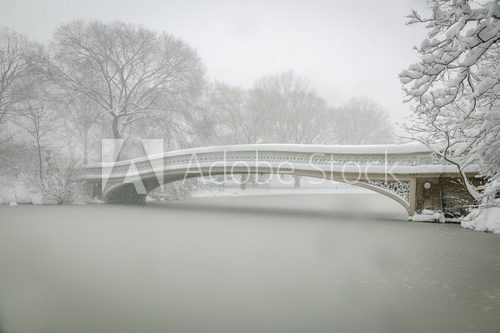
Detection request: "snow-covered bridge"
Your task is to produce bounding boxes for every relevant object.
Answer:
[80,143,478,219]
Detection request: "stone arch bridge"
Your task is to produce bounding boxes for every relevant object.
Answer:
[80,143,479,219]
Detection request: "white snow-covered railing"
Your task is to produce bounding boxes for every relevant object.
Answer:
[80,143,454,181]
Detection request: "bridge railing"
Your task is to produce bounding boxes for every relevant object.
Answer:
[79,144,445,181]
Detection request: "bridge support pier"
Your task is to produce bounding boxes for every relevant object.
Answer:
[104,183,147,204]
[81,180,148,204]
[413,175,480,219]
[81,180,102,201]
[415,177,443,214]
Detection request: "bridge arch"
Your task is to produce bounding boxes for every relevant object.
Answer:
[100,166,412,215]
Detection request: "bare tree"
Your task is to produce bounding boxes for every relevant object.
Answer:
[247,72,329,188]
[39,157,82,204]
[0,27,37,135]
[136,89,198,150]
[45,20,204,139]
[326,98,394,145]
[18,102,57,186]
[195,82,268,145]
[207,82,248,144]
[249,71,328,144]
[62,94,103,163]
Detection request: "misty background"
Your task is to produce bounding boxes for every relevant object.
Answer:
[0,0,431,204]
[0,0,428,125]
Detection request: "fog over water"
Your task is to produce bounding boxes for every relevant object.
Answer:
[1,193,500,333]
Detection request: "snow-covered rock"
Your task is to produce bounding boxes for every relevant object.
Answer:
[412,210,445,223]
[461,206,500,234]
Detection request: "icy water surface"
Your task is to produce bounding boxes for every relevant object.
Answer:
[1,193,500,332]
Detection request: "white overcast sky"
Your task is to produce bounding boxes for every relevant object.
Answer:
[0,0,428,124]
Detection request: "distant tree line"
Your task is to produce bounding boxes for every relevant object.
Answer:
[0,21,394,203]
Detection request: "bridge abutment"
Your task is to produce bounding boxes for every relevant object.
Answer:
[415,177,443,214]
[81,181,103,200]
[104,183,147,204]
[413,175,479,219]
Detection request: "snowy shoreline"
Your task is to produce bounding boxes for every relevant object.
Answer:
[462,206,500,234]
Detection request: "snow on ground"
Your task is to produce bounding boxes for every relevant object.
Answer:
[0,176,39,205]
[462,205,500,234]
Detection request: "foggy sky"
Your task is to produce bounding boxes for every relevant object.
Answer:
[0,0,428,125]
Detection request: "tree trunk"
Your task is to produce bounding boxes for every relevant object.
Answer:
[112,116,121,139]
[458,169,481,201]
[36,142,44,186]
[83,132,88,164]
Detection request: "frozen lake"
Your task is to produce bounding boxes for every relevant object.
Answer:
[1,193,500,332]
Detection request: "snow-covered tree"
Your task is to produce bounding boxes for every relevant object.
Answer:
[400,0,500,203]
[30,156,82,204]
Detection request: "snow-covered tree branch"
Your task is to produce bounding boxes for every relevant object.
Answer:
[401,0,500,203]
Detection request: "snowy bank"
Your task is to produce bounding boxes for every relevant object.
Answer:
[461,207,500,234]
[0,176,39,205]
